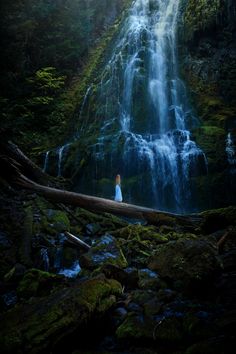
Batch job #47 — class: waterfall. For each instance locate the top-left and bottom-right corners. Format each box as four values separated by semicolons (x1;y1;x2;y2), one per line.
58;261;81;278
78;85;92;134
83;0;207;213
40;248;50;272
57;143;71;177
43;151;50;173
226;132;236;169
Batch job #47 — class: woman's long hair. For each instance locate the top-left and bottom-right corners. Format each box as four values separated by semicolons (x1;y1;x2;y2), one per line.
115;174;121;185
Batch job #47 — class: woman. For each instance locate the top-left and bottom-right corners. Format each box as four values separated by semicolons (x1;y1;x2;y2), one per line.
114;174;123;202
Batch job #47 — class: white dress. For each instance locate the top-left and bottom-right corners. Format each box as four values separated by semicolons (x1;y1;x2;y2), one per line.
115;184;123;202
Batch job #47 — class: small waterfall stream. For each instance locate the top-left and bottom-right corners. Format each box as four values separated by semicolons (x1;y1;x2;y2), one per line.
87;0;207;212
226;132;236;171
57;143;71;177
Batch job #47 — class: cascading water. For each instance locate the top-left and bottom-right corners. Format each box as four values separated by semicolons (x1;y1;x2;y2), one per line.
43;151;50;173
81;0;207;213
57;143;71;177
226;132;236;171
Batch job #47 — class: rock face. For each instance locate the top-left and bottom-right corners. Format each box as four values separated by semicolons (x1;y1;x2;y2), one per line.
179;0;236;209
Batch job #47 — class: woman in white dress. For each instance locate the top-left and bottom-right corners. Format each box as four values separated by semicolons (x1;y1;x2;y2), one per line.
114;174;123;202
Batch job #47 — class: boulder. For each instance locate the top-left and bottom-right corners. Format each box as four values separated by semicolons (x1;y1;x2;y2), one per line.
0;278;122;353
17;268;64;299
116;312;155;340
148;239;222;290
80;234;128;270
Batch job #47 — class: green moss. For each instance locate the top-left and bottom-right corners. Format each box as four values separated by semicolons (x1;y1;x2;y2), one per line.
116;312;154;339
78;278;122;312
43;0;133;148
200;206;236;233
183;0;222;42
47;209;70;232
0;278;122;352
112;224;168;244
17;268;63;299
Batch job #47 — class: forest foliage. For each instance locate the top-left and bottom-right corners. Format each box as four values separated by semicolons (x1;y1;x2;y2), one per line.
0;0;127;147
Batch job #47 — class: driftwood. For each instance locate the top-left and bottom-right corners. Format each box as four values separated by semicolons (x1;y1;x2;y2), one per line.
65;231;91;251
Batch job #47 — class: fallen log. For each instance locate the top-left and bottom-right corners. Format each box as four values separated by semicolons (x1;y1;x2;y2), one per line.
0;143;201;228
65;231;91;251
13;171;199;228
0;140;49;184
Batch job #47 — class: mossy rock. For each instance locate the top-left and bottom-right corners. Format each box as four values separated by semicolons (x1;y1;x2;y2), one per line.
200;206;236;233
80;234;128;270
17;268;64;299
166;232;198;241
46;209;70;233
0;278;122;353
138;268;163;290
192;125;226;173
74;208;127;232
112;224;168;244
116;312;155;340
148;239;222;289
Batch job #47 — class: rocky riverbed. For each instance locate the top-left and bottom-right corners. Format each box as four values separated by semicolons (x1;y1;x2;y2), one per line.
0;186;235;354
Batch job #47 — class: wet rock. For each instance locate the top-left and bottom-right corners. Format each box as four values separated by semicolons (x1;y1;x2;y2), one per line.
1;290;17;308
126;301;142;313
148;239;222;290
80;234;128;270
86;223;101;235
101;264;138;288
113;307;128;326
0;278;122;353
138;268;163;290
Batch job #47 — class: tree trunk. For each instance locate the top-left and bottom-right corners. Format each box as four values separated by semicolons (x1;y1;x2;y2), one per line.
0;141;48;184
15;172;200;228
